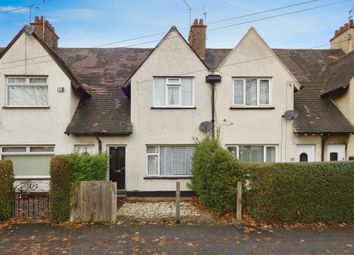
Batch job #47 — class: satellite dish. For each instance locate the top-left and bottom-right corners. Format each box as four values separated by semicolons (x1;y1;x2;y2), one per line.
199;121;213;132
24;24;34;35
283;110;299;120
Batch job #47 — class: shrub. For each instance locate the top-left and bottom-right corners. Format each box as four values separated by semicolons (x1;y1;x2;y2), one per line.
189;139;244;214
49;156;72;223
0;160;14;221
245;162;354;224
49;153;108;223
65;153;108;182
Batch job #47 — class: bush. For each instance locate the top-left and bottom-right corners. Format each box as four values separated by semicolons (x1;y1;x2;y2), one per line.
65;153;108;182
189;139;244;214
49;156;72;223
0;160;14;221
245;162;354;224
49;153;108;223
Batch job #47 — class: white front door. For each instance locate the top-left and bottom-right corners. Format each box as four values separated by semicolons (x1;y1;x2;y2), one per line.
327;144;346;161
297;145;315;162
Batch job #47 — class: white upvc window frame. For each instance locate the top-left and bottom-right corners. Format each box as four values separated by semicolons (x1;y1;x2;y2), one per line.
0;145;55;179
232;78;272;107
146;145;194;177
166;78;182;106
74;144;96;155
147;147;160;176
152;77;195;108
5;76;49;107
226;145;278;163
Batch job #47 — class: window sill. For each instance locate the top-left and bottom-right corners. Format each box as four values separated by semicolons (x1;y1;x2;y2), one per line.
230;106;275;110
151;107;196;110
144;176;193;180
3;106;50;109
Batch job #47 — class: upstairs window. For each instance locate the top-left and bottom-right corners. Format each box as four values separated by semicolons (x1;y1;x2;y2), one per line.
233;78;271;107
153;77;194;107
6;76;48;106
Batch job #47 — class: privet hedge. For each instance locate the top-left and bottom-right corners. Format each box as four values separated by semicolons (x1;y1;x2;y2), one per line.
245;162;354;224
189;139;244;214
49;153;108;223
0;160;14;221
49;156;72;223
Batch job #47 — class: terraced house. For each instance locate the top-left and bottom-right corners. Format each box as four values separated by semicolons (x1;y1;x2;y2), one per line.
0;16;353;194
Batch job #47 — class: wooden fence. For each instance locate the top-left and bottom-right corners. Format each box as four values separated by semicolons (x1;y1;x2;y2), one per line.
70;181;117;223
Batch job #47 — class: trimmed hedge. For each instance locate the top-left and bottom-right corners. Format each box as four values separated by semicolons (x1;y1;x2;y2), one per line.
49;153;108;223
49;156;72;223
0;160;14;221
65;153;108;182
189;139;244;214
245;162;354;224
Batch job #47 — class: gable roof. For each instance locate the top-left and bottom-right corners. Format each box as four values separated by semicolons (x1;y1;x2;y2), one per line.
57;48;152;135
0;28;90;98
274;48;354;133
122;26;209;88
3;25;354;136
321;50;354;97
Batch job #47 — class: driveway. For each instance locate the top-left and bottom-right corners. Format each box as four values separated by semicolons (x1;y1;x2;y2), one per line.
0;224;353;254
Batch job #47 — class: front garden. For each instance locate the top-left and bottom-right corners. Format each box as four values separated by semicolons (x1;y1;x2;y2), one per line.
1;140;353;225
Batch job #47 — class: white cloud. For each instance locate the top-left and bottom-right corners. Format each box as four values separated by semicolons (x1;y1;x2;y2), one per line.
0;6;28;14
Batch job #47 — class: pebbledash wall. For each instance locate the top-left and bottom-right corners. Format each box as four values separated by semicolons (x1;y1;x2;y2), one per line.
1;26;353;193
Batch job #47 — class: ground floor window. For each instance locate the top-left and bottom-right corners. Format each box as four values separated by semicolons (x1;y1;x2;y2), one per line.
74;144;95;155
147;145;195;176
226;145;277;163
0;145;54;177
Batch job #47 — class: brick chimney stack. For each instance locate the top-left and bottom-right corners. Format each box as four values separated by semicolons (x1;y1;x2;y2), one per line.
330;19;354;54
188;18;206;59
31;16;59;48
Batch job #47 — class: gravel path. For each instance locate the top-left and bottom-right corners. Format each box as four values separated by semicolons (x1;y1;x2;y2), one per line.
117;201;213;224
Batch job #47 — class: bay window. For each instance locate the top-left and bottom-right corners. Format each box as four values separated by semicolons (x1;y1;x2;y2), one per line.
233;78;271;107
227;145;277;163
153;77;194;107
147;146;195;176
6;76;48;106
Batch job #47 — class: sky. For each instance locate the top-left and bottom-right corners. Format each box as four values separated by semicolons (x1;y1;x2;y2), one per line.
0;0;353;49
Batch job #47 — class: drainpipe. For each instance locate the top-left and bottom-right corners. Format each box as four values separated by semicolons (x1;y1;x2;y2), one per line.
96;136;102;153
206;74;222;139
321;134;330;161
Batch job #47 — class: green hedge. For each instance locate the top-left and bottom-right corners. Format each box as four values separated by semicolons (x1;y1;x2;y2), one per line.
65;153;107;181
189;139;244;214
245;162;354;224
49;153;108;223
0;160;14;221
49;156;72;223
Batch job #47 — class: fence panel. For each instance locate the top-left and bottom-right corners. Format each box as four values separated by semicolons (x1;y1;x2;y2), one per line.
70;181;117;223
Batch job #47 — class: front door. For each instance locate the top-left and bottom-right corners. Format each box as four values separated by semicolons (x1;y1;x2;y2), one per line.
297;145;315;162
109;147;126;190
327;144;346;161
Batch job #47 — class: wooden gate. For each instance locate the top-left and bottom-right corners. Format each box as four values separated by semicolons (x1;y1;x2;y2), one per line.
70;181;117;223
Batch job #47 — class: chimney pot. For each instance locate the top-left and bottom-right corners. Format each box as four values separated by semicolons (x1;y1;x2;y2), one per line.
30;16;59;48
199;19;204;26
193;19;198;25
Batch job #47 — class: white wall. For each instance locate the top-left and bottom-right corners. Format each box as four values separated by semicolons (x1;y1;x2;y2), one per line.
120;28;211;191
0;32;92;157
215;28;298;162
